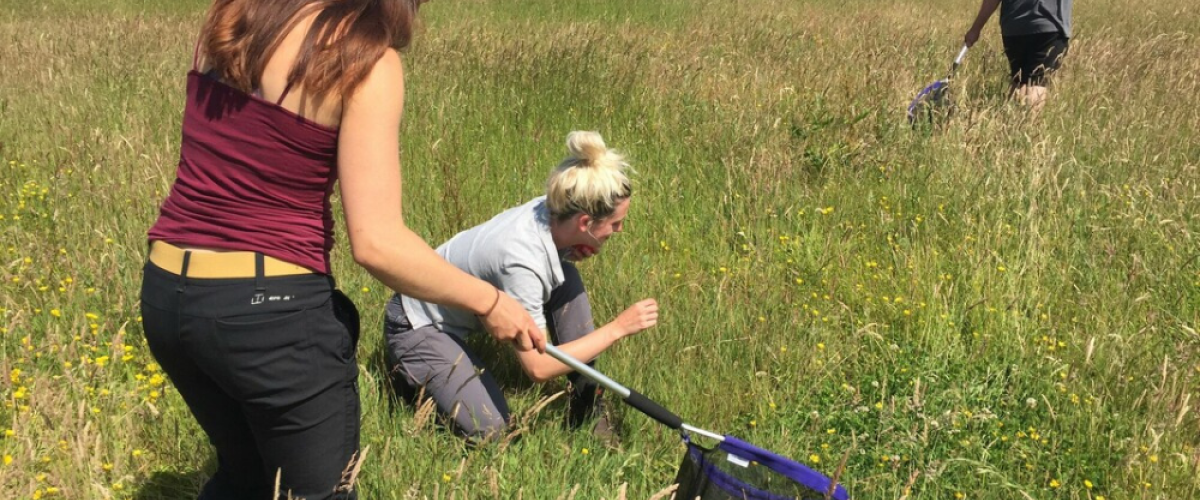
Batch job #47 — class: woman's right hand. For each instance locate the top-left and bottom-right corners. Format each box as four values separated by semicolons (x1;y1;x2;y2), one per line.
480;291;546;353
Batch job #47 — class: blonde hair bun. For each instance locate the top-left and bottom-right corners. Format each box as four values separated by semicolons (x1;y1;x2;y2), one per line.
565;131;609;167
546;131;632;221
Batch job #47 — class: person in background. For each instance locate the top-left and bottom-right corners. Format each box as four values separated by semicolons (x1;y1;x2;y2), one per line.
383;131;658;443
140;1;544;498
964;0;1072;112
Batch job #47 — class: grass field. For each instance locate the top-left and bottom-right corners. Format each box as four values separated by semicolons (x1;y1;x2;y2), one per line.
1;0;1198;498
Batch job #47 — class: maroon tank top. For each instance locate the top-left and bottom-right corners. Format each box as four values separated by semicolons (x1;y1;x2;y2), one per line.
148;69;339;274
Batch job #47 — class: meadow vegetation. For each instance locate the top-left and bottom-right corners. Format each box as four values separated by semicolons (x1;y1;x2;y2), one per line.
0;0;1197;498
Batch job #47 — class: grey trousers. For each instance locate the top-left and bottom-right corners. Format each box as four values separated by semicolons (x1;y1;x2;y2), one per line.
382;262;596;438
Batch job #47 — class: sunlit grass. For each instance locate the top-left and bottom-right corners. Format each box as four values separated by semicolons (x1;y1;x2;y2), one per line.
1;0;1198;498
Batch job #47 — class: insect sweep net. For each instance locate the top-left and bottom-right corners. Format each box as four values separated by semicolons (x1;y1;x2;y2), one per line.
543;345;850;500
673;435;850;500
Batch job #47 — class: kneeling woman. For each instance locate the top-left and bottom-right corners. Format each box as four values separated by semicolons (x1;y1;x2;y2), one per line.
383;131;658;440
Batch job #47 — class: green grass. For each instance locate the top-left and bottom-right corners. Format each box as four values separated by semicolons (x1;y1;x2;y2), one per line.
1;0;1198;498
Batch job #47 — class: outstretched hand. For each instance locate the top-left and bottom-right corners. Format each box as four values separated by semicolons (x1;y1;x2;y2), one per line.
480;291;546;353
616;298;659;338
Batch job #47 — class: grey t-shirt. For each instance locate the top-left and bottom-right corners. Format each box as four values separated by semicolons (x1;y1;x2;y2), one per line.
1000;0;1072;38
399;196;565;339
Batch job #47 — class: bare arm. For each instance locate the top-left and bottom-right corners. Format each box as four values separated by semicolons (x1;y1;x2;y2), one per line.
336;50;545;352
514;299;658;382
965;0;1001;47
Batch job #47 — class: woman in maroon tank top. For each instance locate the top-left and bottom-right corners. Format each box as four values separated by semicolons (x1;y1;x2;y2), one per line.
140;2;544;498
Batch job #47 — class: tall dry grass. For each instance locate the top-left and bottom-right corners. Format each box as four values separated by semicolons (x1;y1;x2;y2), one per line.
1;0;1197;498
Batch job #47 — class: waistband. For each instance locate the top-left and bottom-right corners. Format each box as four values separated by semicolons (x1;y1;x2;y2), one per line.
149;241;314;278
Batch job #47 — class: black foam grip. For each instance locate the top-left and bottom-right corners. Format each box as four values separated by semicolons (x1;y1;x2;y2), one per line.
624;390;683;429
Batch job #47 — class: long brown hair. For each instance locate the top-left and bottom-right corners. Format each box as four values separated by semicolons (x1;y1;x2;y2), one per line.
198;0;417;101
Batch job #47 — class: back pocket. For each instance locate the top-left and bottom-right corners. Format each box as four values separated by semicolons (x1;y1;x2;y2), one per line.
214;307;319;404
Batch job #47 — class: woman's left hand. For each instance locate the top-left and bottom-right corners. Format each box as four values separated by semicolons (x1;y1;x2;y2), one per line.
615;298;659;338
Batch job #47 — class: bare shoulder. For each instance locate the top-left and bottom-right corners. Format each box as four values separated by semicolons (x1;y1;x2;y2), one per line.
374;48;404;74
350;49;404;103
338;48;405;163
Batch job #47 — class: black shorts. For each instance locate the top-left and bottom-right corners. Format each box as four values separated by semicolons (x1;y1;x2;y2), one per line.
1002;32;1069;86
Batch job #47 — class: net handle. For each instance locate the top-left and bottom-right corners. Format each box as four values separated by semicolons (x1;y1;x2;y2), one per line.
950;44;969;76
545;345;720;438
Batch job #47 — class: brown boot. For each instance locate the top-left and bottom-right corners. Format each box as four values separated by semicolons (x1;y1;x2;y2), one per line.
590;399;620;446
567;385;620;445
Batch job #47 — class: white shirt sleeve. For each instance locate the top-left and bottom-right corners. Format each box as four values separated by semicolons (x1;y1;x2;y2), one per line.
497;263;550;331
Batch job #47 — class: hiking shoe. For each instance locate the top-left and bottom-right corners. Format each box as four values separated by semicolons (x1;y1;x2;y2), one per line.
590;400;620;445
567;385;621;444
567;384;603;429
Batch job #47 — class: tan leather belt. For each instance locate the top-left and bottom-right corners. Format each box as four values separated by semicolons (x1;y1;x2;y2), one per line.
149;241;313;278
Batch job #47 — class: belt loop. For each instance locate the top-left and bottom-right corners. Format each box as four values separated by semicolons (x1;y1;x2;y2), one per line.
254;253;266;292
176;250;192;293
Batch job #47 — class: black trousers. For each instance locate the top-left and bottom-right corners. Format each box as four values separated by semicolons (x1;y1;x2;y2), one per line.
140;261;361;500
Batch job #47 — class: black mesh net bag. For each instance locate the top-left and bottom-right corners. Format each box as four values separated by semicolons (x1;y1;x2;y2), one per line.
673;434;849;500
